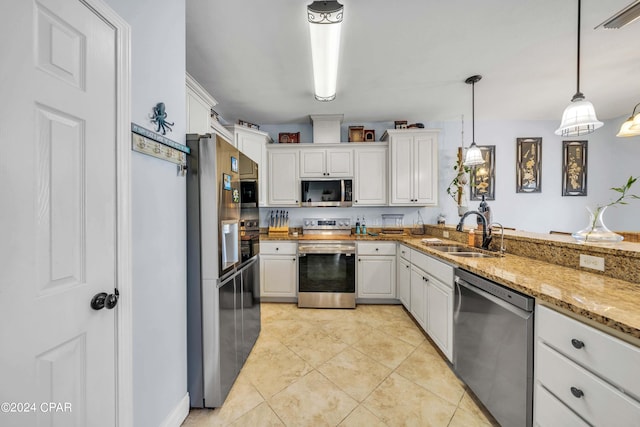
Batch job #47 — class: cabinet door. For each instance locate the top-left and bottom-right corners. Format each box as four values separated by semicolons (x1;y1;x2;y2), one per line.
354;147;387;205
268;150;299;206
427;277;453;361
326;149;353;177
186;86;211;134
397;257;411;309
237;130;268;206
299;150;326;177
260;254;297;297
390;134;414;204
357;255;396;298
410;266;427;330
414;133;438;205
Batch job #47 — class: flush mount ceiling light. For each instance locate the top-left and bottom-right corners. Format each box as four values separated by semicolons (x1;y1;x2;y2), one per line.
617;103;640;137
307;0;343;102
596;0;640;29
555;0;603;137
463;75;485;166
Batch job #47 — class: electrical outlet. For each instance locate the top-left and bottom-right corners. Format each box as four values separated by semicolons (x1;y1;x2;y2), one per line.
579;254;605;271
443;230;449;238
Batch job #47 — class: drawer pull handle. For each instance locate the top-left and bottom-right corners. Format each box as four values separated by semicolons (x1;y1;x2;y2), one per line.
570;387;584;398
571;339;585;349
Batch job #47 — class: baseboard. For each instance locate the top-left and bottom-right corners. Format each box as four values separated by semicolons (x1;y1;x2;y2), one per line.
159;392;190;427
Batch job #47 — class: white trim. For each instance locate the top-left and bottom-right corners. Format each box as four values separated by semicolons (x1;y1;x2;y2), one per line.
159;393;191;427
186;72;218;107
80;1;133;426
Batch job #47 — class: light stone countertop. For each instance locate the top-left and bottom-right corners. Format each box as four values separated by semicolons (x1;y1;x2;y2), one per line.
261;231;640;344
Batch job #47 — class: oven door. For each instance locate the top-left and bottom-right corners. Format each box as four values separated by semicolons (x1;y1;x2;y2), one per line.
298;243;356;308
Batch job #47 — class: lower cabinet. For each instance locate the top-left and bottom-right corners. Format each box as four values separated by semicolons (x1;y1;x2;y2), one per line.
397;257;411;309
409;264;428;329
426;275;453;361
357;242;396;300
534;305;640;427
259;242;297;299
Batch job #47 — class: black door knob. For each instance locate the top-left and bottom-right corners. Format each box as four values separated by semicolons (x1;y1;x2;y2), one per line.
571;338;585;349
106;289;119;309
570;386;584;398
91;292;108;310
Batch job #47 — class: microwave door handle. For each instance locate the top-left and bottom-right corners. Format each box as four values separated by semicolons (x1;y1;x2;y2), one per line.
341;180;345;203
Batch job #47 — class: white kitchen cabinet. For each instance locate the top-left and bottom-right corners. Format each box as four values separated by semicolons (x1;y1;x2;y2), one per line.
231;125;271;206
267;148;299;206
409;264;428;329
357;242;396;300
383;129;439;206
353;146;387;206
534;305;640;427
426;275;453;361
299;147;353;178
186;73;217;135
397;256;411;309
260;242;297;299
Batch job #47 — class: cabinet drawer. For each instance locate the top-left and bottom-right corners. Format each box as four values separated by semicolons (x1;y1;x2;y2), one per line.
357;242;396;256
410;249;430;272
536;342;640;426
398;244;411;262
426;256;453;287
537;305;640;400
260;241;297;255
534;383;588;427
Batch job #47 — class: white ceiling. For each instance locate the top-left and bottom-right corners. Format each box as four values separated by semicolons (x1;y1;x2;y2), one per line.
186;0;640;126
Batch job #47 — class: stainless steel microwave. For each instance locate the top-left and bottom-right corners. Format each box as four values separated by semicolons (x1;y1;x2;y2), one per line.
301;179;353;207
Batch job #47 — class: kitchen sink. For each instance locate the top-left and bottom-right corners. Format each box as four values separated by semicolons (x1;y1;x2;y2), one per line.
429;245;501;258
449;252;501;258
430;245;468;252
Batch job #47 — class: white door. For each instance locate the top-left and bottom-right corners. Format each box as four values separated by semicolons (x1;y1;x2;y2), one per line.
0;0;127;426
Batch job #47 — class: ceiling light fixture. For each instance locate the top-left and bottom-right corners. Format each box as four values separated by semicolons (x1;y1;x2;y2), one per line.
595;0;640;29
555;0;603;137
463;75;485;166
307;1;343;102
617;103;640;137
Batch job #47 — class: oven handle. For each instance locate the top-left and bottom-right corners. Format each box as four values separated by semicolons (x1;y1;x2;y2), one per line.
298;245;356;255
298;250;356;256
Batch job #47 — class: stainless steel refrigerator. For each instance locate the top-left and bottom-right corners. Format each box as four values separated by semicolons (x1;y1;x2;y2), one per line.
186;133;261;408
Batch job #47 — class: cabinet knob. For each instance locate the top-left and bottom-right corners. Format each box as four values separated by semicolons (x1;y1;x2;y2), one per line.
571;339;585;349
292;258;296;261
570;387;584;398
375;248;379;251
275;247;279;251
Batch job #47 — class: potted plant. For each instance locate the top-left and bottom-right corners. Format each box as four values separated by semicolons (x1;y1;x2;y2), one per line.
446;147;472;216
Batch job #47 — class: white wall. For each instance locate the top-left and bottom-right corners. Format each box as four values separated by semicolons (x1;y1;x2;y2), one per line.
262;116;640;234
103;1;187;426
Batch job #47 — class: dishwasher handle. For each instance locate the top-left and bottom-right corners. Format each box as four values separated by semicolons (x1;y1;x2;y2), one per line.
455;277;534;320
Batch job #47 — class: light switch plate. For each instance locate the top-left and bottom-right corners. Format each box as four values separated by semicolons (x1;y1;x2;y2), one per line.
443;230;449;238
580;254;605;271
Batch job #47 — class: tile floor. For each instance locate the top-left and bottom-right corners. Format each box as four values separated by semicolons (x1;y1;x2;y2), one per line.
182;303;499;427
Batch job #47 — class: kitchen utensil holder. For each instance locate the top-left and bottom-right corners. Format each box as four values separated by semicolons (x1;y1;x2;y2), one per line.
268;225;289;237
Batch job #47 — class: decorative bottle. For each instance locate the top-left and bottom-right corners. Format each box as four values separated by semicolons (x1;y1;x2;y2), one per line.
355;217;361;235
362;216;367;235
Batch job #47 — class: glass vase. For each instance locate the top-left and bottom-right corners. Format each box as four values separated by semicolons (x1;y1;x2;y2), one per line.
572;206;623;244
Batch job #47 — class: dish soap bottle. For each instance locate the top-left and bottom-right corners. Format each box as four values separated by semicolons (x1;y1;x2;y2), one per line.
355;217;361;235
362;216;367;235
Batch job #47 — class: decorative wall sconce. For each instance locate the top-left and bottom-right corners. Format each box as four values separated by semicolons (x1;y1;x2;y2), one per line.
617;103;640;137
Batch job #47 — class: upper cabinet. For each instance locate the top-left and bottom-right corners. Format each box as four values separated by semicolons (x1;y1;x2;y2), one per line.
186;73;217;135
268;148;299;206
230;125;272;207
299;147;353;178
383;129;439;206
353;146;387;206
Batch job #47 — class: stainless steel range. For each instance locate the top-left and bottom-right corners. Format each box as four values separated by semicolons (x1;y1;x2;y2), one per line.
298;218;355;309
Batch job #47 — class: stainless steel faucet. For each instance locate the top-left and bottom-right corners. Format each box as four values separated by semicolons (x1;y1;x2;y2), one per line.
491;222;506;255
456;210;492;250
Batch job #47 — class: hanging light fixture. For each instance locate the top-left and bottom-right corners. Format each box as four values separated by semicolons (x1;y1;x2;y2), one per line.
555;0;603;137
463;75;485;166
307;1;343;102
616;103;640;137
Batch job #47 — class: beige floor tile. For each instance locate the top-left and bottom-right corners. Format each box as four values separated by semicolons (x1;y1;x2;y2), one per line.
241;338;313;398
458;391;499;426
448;408;494;427
352;330;416;369
363;373;457;427
378;318;427;346
318;348;391;402
200;371;264;425
229;402;285;427
285;328;349;367
261;318;318;344
260;303;302;322
268;370;359;426
338;405;387;427
320;319;376;345
395;348;465;406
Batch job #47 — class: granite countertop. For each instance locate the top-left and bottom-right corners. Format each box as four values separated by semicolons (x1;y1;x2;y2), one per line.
261;232;640;343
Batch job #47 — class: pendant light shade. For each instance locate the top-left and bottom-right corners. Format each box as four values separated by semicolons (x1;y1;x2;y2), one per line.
463;75;486;167
308;1;343;102
555;0;603;137
616;103;640;137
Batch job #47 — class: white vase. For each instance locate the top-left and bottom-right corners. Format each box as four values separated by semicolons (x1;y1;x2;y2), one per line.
457;206;468;217
572;206;623;244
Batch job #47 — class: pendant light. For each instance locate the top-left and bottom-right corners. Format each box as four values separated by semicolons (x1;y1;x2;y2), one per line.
307;1;343;102
463;75;485;166
616;103;640;137
555;0;603;137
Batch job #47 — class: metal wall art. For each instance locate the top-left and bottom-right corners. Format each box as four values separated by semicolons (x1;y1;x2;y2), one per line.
516;137;542;193
150;102;174;135
562;140;588;196
470;145;495;201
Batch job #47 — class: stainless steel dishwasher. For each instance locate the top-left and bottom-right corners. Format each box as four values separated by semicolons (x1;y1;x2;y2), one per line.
453;268;535;427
